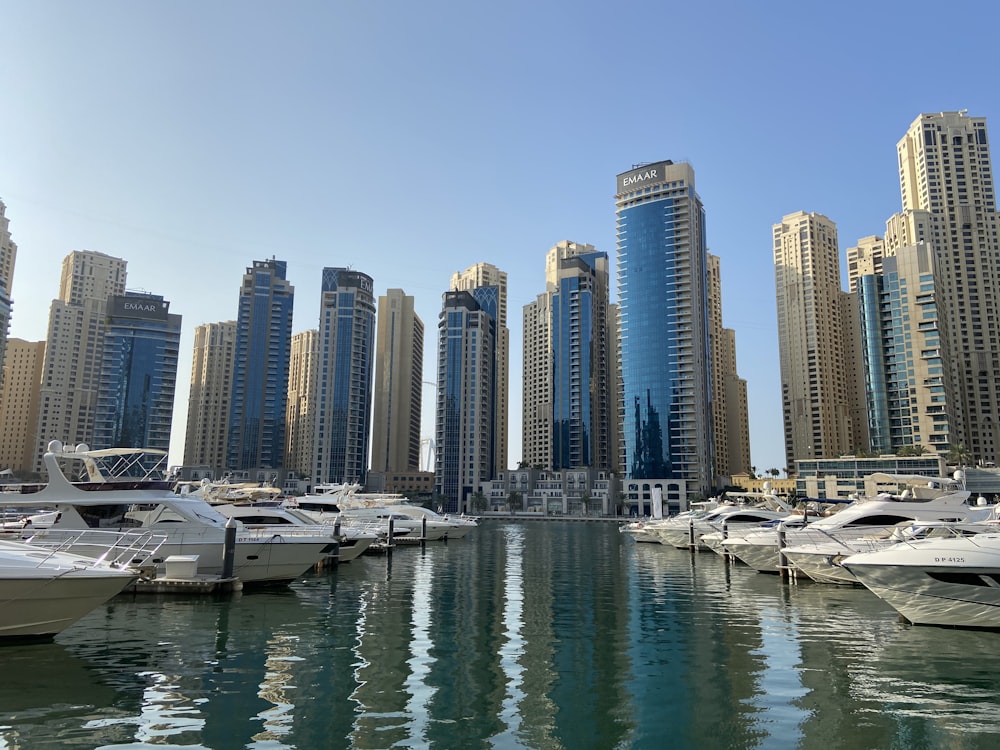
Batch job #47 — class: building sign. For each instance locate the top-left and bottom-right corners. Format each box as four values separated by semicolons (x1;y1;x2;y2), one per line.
110;295;169;321
616;160;673;194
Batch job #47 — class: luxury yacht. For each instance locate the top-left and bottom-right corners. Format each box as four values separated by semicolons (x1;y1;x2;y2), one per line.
0;442;336;584
723;473;987;575
843;532;1000;628
0;532;149;640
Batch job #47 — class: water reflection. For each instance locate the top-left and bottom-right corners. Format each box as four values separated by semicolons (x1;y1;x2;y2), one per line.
2;523;1000;749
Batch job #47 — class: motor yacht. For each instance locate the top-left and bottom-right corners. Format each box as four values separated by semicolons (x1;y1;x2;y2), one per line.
286;494;451;542
723;473;987;574
0;532;148;640
210;501;377;562
781;517;1000;585
647;499;792;551
842;532;1000;628
0;442;336;585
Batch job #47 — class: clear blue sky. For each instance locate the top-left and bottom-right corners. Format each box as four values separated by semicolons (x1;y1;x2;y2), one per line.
2;1;999;473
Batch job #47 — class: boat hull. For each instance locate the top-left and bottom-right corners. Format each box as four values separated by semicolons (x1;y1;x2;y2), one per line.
845;535;1000;628
0;571;138;639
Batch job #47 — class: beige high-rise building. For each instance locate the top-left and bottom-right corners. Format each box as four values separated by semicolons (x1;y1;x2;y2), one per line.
773;212;857;468
0;200;17;376
371;289;424;473
0;339;45;475
284;328;318;476
706;253;751;478
890;111;1000;465
450;263;509;471
522;241;615;471
846;235;887;290
522;288;553;470
183;320;236;474
34;251;127;472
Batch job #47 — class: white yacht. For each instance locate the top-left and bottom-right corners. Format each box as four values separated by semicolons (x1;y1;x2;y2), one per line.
286;493;452;542
647;501;792;551
0;442;336;585
723;473;985;574
0;533;145;640
842;532;1000;628
781;517;1000;585
211;501;377;562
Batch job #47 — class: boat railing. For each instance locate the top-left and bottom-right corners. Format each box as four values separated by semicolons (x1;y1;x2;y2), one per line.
20;528;168;570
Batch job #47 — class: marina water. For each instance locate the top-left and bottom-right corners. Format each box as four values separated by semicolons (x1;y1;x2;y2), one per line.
3;520;1000;749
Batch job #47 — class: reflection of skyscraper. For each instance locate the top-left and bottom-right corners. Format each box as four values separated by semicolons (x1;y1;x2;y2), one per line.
94;292;181;452
184;320;236;473
372;289;423;474
891;112;1000;465
227;259;294;471
615;161;714;495
434;290;496;512
523;241;614;471
313;268;375;485
450;263;508;472
35;250;126;471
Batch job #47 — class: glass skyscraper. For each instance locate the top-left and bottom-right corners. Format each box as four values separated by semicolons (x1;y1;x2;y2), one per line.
549;245;612;470
93;292;181;452
313;267;375;486
227;259;294;471
616;161;714;496
434;290;496;513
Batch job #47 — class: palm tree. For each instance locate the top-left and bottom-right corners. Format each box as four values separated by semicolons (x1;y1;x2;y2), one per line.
471;491;487;514
507;491;523;514
946;443;972;467
767;468;780;479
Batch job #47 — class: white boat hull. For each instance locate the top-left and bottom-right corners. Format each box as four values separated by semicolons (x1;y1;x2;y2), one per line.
844;534;1000;628
0;570;137;638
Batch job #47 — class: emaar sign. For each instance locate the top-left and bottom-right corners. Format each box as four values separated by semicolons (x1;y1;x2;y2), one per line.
616;160;673;194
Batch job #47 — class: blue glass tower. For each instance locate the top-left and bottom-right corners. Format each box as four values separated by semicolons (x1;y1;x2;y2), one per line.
434;290;496;513
313;268;376;485
94;293;181;451
550;249;612;471
616;161;714;495
227;259;294;471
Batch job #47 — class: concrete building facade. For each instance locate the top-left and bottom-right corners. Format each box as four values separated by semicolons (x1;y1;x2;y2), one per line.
183;320;236;474
371;288;424;475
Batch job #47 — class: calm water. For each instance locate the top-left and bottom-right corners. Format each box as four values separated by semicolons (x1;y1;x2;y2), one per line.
2;520;1000;750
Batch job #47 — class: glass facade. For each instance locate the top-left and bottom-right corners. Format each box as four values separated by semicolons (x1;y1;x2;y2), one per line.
314;268;375;485
434;291;496;514
94;293;181;452
551;252;607;470
227;259;294;471
616;162;714;495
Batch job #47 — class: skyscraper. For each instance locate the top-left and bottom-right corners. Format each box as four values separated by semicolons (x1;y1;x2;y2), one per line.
93;292;181;452
435;290;496;512
227;259;294;472
35;250;127;471
313;268;376;486
891;111;1000;465
616;161;714;496
773;211;859;468
0;200;17;376
522;241;614;471
450;263;508;472
371;289;424;474
0;338;45;475
706;253;751;478
285;328;318;477
856;241;954;453
184;320;236;473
